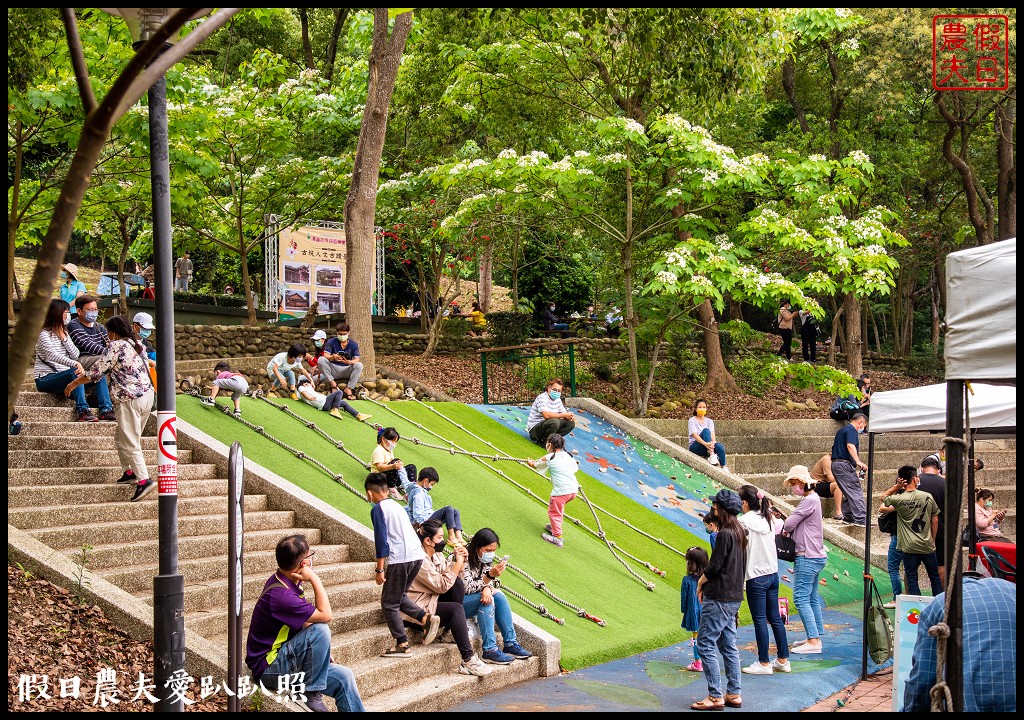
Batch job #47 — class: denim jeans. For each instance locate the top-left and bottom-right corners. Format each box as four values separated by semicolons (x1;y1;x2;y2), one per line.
745;572;789;663
268;368;296;391
689;428;726;467
695;598;742;699
259;623;365;712
903;551;943;596
463;589;517;652
37;368;112;413
887;534;904;598
793;556;827;639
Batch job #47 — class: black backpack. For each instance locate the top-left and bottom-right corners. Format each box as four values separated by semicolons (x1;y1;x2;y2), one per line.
829;395;861;421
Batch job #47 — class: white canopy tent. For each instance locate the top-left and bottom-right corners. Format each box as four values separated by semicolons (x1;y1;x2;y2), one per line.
944;237;1016;382
869;382;1016;435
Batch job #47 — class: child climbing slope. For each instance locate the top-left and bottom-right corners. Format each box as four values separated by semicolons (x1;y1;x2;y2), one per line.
682;546;709;672
527;433;579;548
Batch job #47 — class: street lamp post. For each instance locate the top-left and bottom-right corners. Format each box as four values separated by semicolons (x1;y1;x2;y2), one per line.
100;8;210;711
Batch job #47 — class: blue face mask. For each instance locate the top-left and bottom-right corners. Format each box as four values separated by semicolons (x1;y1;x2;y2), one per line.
549;390;561;400
139;329;152;339
480;551;496;565
60;272;68;281
84;310;99;323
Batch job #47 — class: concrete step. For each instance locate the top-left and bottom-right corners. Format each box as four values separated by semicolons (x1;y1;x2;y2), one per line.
13;406;92;422
8;479;230;508
14;421;123;437
100;545;352;594
8;448;193;468
345;644;463;699
171;569;380;613
8;494;268;528
8;464;220;486
187;599;384;639
721;434;952;455
9;435;159;451
70;527;324;570
16;391;82;407
362;657;541;712
728;449;1016;475
29;510;295;549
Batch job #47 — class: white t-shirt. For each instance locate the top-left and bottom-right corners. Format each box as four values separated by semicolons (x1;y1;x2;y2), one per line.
372;498;425;564
267;352;303;376
536;450;580;497
298;384;326;410
688;415;715;441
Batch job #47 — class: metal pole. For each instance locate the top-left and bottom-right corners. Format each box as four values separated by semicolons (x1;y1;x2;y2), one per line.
944;380;965;712
966;431;977;571
227;442;245;713
147;63;185;713
568;344;576;397
861;432;875;680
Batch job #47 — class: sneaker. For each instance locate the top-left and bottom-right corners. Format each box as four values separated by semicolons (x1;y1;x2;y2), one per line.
503;642;533;660
422;612;441;646
98;410;116;422
883;600;897;609
708;454;720;466
266;391;279;398
544;523;552;534
116;469;136;485
356;413;372;422
686;659;703;672
458;655;493;677
791;643;822;654
289;392;299;401
381;644;413;659
388;487;402;501
771;658;791;673
482;648;515;665
302;691;330;712
541;532;564;548
200;396;215;406
722;465;730;474
233;410;242;419
77;410;98;423
742;661;773;675
130;479;157;502
328;408;344;419
845;520;866;528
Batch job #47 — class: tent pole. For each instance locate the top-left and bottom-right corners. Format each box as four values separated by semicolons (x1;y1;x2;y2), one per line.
966;431;977;571
861;432;875;680
944;380;965;712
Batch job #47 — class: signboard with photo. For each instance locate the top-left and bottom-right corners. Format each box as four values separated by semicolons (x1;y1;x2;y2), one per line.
278;225;347;319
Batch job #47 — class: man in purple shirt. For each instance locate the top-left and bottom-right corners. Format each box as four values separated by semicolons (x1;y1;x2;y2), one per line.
246;535;364;712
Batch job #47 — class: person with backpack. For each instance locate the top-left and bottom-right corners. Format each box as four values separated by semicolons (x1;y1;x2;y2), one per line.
776;301;796;361
797;308;817;362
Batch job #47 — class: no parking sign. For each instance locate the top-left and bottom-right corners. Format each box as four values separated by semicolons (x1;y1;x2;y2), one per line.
157;411;178;495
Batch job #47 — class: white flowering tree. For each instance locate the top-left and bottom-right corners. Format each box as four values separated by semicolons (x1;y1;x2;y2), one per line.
170;52;355;323
736;150;907;375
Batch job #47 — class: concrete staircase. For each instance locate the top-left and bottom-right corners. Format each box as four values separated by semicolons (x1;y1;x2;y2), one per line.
9;377;545;711
640;417;1016;572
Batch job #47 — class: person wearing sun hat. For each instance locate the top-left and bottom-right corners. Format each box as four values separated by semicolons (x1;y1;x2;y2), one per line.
692;488;746;711
59;263;87;314
781;465;827;654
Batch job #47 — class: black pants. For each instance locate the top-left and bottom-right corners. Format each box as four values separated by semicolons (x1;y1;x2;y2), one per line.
381;559;424;644
405;578;472;661
801;330;816;361
777;328;793;359
384;464;416;490
529;417;575;446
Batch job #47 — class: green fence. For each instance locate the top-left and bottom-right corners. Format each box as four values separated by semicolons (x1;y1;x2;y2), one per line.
479;339;576;404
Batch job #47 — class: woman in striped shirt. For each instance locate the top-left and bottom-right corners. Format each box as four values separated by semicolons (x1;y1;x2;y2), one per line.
33;299;110;423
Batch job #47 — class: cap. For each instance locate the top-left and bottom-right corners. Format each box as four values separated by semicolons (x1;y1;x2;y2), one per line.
62;263;79;279
311;329;327;341
132;312;156;330
712;488;743;516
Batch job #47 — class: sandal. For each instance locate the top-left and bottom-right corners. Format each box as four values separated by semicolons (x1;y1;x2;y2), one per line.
343;387;356;400
690;697;725;711
724;694;742;708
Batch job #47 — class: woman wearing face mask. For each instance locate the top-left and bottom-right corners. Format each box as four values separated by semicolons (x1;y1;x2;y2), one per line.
58;263;87;314
65;315;156;502
34;299;96;422
689;399;728;473
405;520;492;677
461;528;533;665
132;312;157;362
975;489;1012;543
525;378;575;446
371;427;416;500
780;465;827;654
541;302;569;332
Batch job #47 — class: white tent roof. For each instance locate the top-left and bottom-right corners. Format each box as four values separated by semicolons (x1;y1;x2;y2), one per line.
944;237;1016;381
869;382;1016;434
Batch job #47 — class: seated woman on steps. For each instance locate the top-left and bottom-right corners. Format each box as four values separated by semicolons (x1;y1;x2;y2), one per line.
404;520;492;677
688;399;728;473
33;298;113;424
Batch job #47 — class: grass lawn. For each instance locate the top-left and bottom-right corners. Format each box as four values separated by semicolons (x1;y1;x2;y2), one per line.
180;396;740;670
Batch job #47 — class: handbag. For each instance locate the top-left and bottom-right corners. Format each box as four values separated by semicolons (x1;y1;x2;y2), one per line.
866;578;894;664
775;533;797;562
878;510;897;535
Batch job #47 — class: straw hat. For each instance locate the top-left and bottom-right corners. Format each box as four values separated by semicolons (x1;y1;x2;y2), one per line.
786;465;813;485
62;263;79;279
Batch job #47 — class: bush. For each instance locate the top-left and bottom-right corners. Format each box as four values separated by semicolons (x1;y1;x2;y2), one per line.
667;338;707;384
728;355;787;397
486;311;533;347
786;362;859;396
524;355;566;394
171;291;248;308
718;320;772;357
593;363;614;382
905;350;945;379
440;316;470;340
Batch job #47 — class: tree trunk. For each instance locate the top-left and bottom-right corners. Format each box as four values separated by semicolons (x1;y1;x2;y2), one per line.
299;9;316;70
9;120;23;322
324;8;350;83
844;293;863;377
621;156;642;413
728;299;744;322
936;93;993;244
996;87;1016;241
698;299;739;392
343;10;413;381
828;304;844;367
241;237;255;325
478;240;493;312
116;217;130;316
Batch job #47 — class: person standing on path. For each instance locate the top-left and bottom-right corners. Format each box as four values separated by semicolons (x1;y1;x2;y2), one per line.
692;489;746;711
776;301;796;361
798;308;817;362
781;466;828;654
830;413;868;527
174;250;193;292
879;466;942;597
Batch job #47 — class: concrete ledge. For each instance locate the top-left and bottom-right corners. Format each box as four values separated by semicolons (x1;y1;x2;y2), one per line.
568;398;884;570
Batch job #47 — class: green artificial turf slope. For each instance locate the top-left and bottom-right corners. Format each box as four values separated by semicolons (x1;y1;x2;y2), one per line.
180;396;718;670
